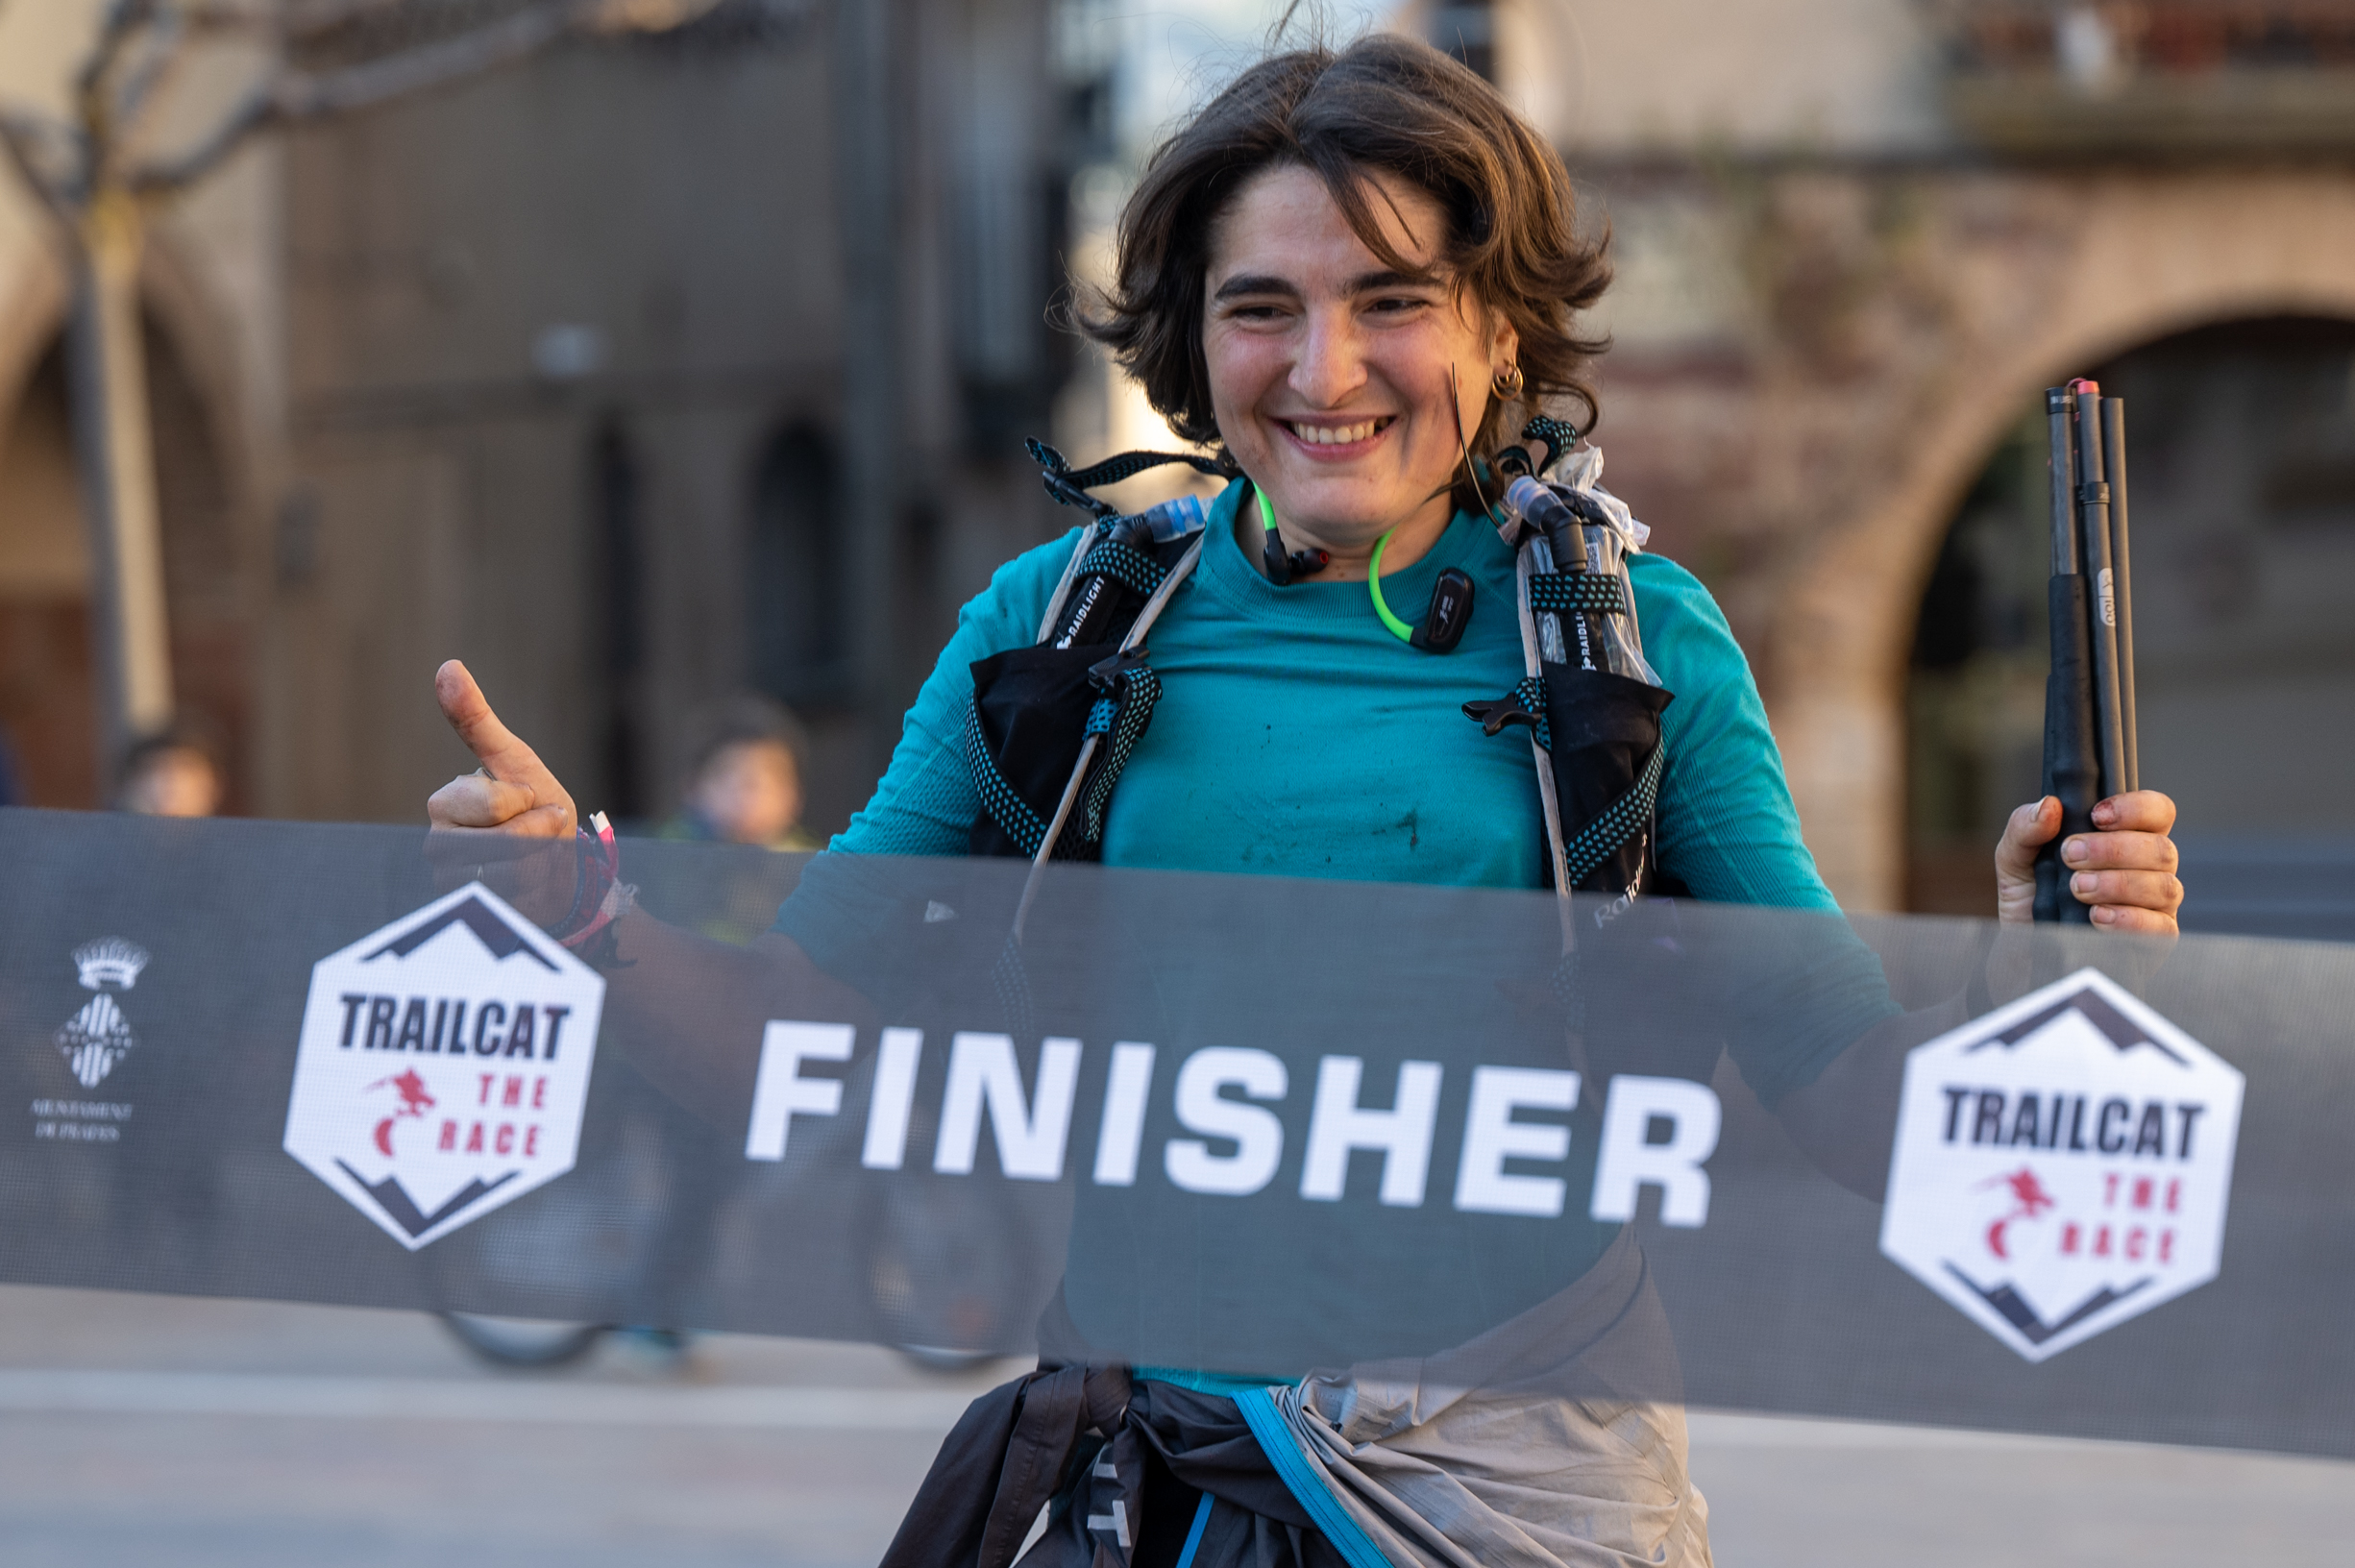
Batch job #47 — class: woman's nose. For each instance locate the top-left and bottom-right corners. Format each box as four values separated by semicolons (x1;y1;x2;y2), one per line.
1288;308;1366;407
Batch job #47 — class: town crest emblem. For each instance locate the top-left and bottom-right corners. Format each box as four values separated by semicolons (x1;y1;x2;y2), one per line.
1880;967;2244;1361
282;884;605;1249
54;938;150;1089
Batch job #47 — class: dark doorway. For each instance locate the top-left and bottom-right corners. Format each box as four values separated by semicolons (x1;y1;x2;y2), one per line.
0;342;97;807
0;321;247;812
591;417;647;820
746;422;847;708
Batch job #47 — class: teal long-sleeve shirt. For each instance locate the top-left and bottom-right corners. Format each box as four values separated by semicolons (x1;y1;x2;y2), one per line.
778;478;1898;1109
775;478;1898;1373
815;478;1835;909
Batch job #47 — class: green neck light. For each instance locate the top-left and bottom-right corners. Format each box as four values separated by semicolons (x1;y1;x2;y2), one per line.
1260;485;1414;644
1365;528;1415;643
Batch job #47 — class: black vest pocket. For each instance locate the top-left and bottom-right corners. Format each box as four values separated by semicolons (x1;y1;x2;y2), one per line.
967;642;1120;860
1539;666;1674;895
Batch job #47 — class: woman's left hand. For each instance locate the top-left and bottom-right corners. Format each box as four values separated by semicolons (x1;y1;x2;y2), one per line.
1996;791;2183;934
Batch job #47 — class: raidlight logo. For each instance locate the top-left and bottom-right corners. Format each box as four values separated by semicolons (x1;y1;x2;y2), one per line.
1880;968;2244;1361
282;885;604;1249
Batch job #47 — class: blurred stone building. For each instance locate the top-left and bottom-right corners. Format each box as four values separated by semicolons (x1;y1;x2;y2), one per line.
1402;0;2355;921
272;0;1096;830
1;0;2348;930
0;0;1092;831
0;0;279;814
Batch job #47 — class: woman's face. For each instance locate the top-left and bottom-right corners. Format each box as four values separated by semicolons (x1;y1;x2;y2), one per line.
1203;162;1515;559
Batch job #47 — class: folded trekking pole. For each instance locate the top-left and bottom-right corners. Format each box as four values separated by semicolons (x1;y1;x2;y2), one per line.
2102;394;2139;794
2034;380;2140;922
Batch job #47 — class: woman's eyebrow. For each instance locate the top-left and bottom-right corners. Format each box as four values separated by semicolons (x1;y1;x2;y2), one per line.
1211;273;1299;302
1211;267;1443;303
1342;267;1441;295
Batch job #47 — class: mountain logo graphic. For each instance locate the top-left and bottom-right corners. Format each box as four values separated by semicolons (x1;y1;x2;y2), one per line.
1879;967;2244;1361
282;883;605;1250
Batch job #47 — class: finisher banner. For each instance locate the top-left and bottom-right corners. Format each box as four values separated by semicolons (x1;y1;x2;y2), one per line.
0;807;2350;1458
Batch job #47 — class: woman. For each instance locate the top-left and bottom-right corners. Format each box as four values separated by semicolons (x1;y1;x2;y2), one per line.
429;35;2182;1567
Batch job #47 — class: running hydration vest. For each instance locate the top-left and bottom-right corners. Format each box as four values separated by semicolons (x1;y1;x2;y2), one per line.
966;429;1676;919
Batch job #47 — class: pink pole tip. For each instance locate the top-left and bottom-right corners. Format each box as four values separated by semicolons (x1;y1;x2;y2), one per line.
2067;377;2100;394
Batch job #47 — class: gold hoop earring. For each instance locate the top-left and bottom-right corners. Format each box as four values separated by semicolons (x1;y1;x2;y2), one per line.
1492;363;1525;401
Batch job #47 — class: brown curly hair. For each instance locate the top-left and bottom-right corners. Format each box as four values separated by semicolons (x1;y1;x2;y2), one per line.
1080;34;1611;512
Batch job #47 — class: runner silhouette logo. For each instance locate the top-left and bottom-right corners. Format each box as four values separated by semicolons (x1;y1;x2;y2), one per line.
282;884;606;1250
1879;967;2244;1362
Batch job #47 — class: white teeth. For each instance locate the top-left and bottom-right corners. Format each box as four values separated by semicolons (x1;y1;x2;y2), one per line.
1294;420;1377;445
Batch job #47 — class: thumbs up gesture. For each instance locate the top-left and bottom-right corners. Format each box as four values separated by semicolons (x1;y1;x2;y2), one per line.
425;661;585;920
426;660;578;839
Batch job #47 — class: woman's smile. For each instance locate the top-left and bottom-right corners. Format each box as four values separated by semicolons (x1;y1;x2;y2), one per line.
1275;413;1395;456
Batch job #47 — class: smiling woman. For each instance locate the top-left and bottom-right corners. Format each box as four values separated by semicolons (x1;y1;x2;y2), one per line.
1193;164;1513;582
1088;37;1607;582
422;30;2188;1568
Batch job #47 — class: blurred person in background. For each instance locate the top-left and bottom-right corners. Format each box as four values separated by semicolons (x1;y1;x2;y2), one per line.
657;695;818;947
658;695;818;853
116;727;221;818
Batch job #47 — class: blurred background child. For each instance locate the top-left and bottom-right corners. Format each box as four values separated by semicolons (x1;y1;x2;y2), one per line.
116;728;222;819
659;695;817;853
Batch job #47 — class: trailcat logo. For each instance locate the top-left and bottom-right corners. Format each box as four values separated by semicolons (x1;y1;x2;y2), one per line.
283;884;605;1250
1879;968;2244;1362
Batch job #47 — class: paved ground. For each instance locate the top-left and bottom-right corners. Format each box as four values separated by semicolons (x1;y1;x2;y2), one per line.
0;1284;2345;1566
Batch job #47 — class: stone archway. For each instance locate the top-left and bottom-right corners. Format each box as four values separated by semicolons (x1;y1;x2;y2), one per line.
1762;170;2355;911
0;235;261;810
0;336;99;805
1904;311;2355;920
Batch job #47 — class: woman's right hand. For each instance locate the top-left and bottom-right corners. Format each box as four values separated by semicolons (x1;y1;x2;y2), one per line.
426;659;578;839
425;661;587;923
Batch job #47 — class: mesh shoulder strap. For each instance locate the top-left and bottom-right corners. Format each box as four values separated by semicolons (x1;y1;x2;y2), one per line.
1026;439;1229;516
